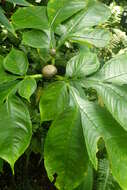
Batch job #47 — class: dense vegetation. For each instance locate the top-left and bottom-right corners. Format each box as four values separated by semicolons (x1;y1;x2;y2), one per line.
0;0;127;190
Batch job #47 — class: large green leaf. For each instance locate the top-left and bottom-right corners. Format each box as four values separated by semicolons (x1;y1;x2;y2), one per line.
0;96;32;171
47;0;88;28
57;1;111;48
75;165;93;190
22;29;50;49
4;48;28;76
0;80;19;104
0;56;18;85
70;86;100;169
70;86;127;189
0;7;15;34
7;0;30;6
18;77;37;101
44;106;89;190
66;52;100;78
91;82;127;132
39;81;68;122
92;53;127;85
70;28;111;48
12;6;49;31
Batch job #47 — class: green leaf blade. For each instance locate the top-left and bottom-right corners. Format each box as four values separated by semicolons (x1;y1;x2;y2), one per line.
57;1;111;48
93;53;127;85
44;106;89;190
4;48;29;76
66;52;100;78
0;56;18;85
22;30;50;49
70;87;101;169
12;6;49;31
0;8;15;34
47;0;88;28
39;81;68;122
75;165;93;190
92;83;127;132
0;96;32;171
70;28;111;48
18;77;37;101
70;86;127;189
0;80;19;104
6;0;31;6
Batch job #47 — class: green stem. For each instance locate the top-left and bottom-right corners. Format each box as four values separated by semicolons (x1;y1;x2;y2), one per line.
18;74;43;80
55;75;69;82
51;57;55;65
28;74;43;79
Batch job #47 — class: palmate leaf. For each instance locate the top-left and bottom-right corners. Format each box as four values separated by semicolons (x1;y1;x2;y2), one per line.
69;86;127;190
91;53;127;85
44;106;89;190
47;0;88;28
0;7;15;34
66;52;100;78
0;95;32;172
39;81;68;122
57;1;111;48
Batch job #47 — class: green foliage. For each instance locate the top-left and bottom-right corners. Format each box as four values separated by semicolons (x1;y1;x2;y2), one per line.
95;158;122;190
1;0;127;190
0;96;32;172
0;7;15;35
4;48;29;75
39;81;68;122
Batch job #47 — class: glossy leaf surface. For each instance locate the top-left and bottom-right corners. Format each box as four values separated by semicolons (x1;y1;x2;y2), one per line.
4;49;28;76
44;106;89;190
22;30;50;49
70;86;127;190
18;77;37;101
70;28;111;48
39;81;68;122
0;80;19;104
75;165;93;190
66;52;100;78
12;6;49;31
47;0;88;28
92;83;127;132
92;53;127;85
0;96;32;171
0;56;18;84
57;2;111;48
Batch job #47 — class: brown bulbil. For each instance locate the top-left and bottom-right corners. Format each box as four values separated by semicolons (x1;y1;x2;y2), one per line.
42;65;57;78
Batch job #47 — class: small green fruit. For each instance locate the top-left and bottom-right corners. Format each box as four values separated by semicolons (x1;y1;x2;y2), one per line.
50;48;56;57
42;65;57;78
